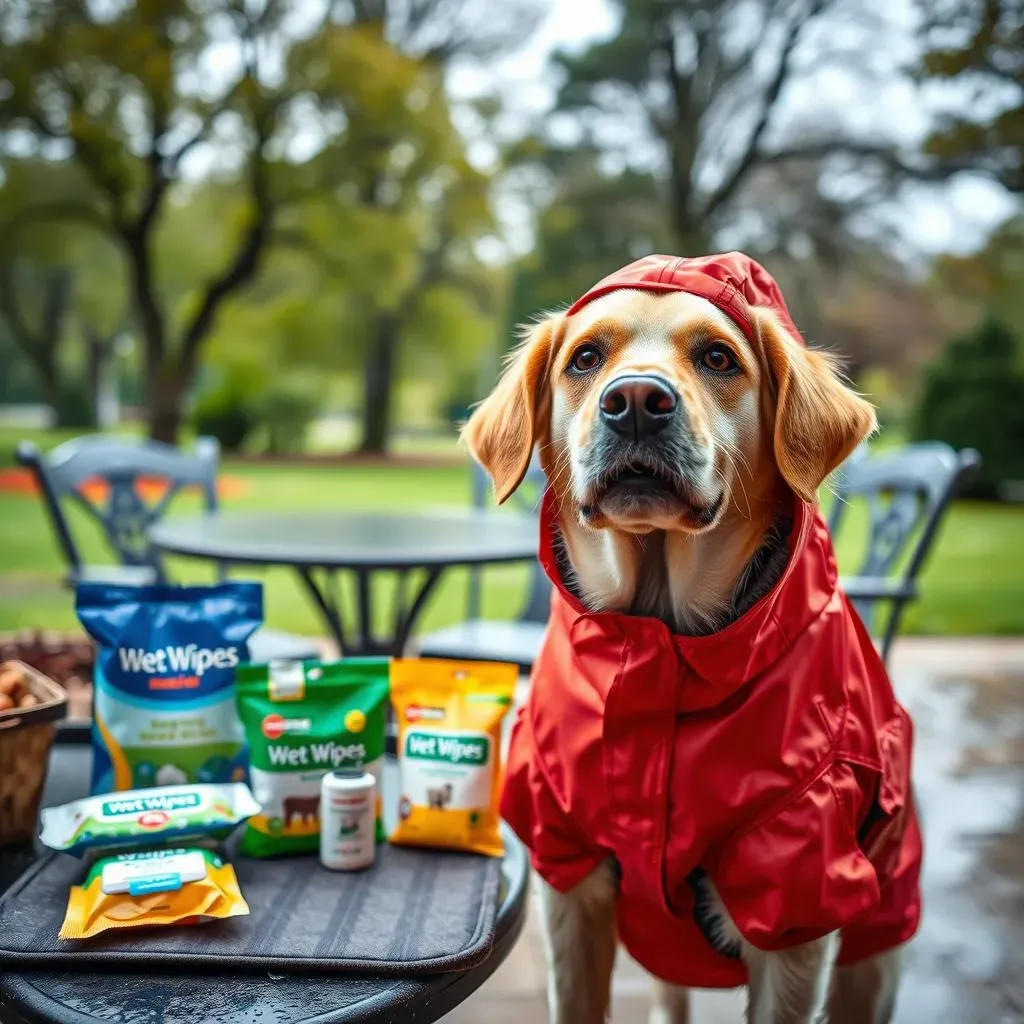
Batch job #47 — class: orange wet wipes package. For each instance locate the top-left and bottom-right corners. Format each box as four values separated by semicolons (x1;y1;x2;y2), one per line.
389;658;517;857
59;847;248;940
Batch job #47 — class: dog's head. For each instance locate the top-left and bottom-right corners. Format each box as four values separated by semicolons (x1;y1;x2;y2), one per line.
463;260;876;536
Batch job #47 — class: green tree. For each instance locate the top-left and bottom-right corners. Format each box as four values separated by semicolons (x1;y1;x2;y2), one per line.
504;145;672;329
284;0;536;452
505;144;945;389
930;214;1024;329
916;0;1023;193
913;314;1024;499
0;162;127;424
0;0;530;447
541;0;934;256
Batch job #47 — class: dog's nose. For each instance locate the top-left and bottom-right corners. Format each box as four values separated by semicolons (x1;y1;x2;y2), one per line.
599;375;678;440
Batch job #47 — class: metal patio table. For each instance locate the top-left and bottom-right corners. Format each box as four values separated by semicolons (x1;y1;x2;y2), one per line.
148;509;539;656
0;746;530;1024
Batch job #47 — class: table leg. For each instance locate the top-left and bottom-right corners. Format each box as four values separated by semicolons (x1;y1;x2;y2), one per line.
355;570;373;654
296;568;348;653
391;567;445;654
296;566;446;659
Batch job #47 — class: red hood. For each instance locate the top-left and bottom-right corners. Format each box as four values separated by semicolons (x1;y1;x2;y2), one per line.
567;252;805;347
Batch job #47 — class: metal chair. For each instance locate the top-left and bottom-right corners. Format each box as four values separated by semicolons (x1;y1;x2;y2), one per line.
16;434;320;666
829;441;981;665
415;457;551;672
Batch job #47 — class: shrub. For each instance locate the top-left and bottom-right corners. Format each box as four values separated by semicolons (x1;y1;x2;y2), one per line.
252;375;324;455
191;377;257;453
53;381;96;429
912;314;1024;500
444;369;481;428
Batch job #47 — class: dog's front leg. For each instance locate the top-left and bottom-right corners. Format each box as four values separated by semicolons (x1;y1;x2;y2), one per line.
744;933;840;1024
538;860;618;1024
826;946;903;1024
649;980;690;1024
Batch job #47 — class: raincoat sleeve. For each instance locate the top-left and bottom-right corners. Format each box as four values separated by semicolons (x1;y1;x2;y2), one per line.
500;710;604;894
707;760;882;952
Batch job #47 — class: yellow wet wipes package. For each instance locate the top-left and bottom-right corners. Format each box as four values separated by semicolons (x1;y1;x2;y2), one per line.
59;846;248;940
389;659;517;857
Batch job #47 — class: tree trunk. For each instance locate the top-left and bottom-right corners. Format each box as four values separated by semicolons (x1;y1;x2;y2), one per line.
147;358;186;445
34;362;64;424
358;314;400;454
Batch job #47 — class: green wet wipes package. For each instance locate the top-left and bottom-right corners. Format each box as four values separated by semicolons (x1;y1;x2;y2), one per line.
39;783;261;858
236;659;390;857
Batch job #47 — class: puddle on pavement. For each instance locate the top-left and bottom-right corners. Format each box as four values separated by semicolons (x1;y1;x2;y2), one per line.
897;670;1024;1023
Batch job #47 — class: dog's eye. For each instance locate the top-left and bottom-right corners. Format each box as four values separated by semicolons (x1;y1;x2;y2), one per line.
700;346;739;374
570;345;603;373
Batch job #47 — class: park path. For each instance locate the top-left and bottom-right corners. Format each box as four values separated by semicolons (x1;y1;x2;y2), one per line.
443;637;1024;1024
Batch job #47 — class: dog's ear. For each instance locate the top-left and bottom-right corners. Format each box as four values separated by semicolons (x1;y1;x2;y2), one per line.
755;309;877;503
460;314;560;504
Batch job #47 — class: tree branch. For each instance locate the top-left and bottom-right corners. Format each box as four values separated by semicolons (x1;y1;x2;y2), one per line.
0;262;68;393
57;77;130;226
135;102;171;236
756;140;985;181
40;267;71;359
703;0;828;217
178;114;274;374
0;262;38;348
135;67;240;236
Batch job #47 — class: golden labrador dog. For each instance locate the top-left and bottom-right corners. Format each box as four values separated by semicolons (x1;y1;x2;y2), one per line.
461;255;917;1024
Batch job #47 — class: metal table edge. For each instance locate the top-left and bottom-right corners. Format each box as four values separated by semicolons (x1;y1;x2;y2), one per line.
0;831;531;1024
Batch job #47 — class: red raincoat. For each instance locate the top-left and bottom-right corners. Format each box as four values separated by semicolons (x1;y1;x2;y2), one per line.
501;254;922;988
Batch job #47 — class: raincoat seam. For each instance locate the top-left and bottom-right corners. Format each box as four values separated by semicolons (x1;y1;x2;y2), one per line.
715;742;841;849
827;762;855;831
836;750;883;773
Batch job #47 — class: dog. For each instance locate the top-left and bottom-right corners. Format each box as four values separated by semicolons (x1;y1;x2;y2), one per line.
462;254;921;1024
283;794;320;826
427;783;454;810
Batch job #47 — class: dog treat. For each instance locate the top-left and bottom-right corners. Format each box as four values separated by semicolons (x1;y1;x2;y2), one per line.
0;666;21;696
59;846;249;940
236;658;390;857
389;658;517;857
39;782;261;857
0;662;48;709
76;582;263;793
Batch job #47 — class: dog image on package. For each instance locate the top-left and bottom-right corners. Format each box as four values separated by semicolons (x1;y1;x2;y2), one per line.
76;582;263;794
390;658;517;857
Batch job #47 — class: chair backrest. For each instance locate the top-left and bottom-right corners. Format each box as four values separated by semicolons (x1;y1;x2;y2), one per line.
828;440;980;655
17;434;220;581
467;454;552;622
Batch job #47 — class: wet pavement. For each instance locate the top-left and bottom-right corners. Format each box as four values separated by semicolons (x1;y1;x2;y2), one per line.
442;638;1024;1024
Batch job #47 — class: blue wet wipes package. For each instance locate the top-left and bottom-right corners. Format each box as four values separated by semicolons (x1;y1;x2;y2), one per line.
76;583;263;794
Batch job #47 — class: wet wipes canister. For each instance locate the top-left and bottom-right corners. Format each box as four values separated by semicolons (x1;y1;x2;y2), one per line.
320;769;376;871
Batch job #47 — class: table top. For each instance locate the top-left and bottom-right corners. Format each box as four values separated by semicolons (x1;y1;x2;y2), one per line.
149;509;540;570
0;747;530;1024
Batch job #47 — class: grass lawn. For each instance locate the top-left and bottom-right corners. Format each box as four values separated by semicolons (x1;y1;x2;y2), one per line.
1;428;1022;639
